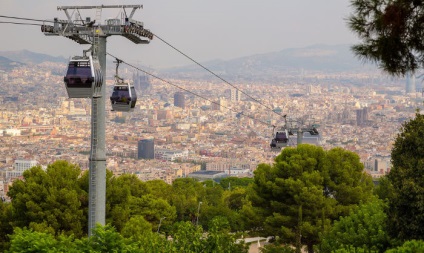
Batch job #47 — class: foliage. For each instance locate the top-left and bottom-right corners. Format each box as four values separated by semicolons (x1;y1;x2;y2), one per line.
331;248;378;253
251;144;374;253
127;194;176;229
171;221;204;252
238;198;264;233
348;0;424;75
373;176;394;202
260;244;295;253
121;215;153;240
219;177;254;190
7;227;79;253
6;221;248;253
170;178;206;222
320;198;391;253
223;187;247;211
81;224;127;253
83;224;174;253
7;160;87;237
0;201;13;251
204;216;248;253
1;159;255;251
387;112;424;240
107;174;176;233
385;240;424;253
197;186;228;229
145;179;173;202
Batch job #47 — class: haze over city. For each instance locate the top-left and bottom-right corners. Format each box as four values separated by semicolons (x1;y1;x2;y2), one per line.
2;0;359;68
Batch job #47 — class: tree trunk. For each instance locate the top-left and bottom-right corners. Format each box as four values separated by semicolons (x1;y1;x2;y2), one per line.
307;243;314;253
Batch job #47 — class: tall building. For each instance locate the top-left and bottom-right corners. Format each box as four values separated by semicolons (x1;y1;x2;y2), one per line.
363;107;369;122
138;139;155;159
174;92;186;109
356;107;369;126
225;88;242;102
211;97;227;111
133;72;152;94
406;72;416;93
230;88;242;102
356;109;363;126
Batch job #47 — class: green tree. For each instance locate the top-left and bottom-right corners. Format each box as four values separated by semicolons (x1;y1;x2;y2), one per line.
121;215;153;240
348;0;424;75
7;160;87;237
239;198;264;232
145;179;173;202
374;176;394;202
204;216;248;253
223;187;246;211
251;144;373;253
170;178;205;222
198;185;230;229
171;221;204;252
320;198;391;253
127;194;176;230
80;224;126;253
0;201;13;251
260;244;295;253
6;221;247;253
106;174;176;233
387;112;424;240
386;240;424;253
221;187;254;232
219;177;254;190
7;227;79;253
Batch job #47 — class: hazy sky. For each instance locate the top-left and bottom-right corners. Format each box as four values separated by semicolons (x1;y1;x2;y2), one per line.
1;0;359;69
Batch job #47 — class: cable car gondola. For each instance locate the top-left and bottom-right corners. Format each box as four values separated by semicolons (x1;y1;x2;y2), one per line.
110;82;137;112
63;55;102;98
110;59;137;112
270;127;289;150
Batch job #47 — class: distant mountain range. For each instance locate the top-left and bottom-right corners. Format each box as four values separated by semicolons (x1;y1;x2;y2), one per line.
0;56;24;71
0;50;66;66
163;44;376;80
0;45;375;78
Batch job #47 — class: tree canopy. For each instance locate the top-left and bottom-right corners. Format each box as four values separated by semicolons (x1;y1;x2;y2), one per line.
387;111;424;240
348;0;424;75
320;197;391;253
7;220;248;253
7;160;87;237
251;144;374;253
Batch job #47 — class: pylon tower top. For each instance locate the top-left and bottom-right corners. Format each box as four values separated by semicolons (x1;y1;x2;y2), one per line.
42;5;153;45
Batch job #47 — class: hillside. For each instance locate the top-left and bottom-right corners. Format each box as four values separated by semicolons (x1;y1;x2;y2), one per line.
0;49;66;65
162;44;376;80
0;56;24;71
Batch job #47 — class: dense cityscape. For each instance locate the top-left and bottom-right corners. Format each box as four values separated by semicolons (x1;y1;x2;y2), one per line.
3;1;424;252
0;58;421;200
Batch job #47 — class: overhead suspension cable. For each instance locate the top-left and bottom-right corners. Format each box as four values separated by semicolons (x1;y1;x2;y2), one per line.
153;32;286;120
106;52;272;127
0;21;42;26
0;15;282;127
0;14;285;124
0;15;54;23
0;15;88;28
